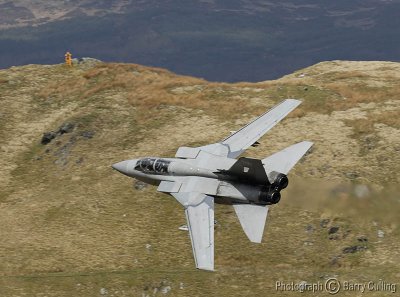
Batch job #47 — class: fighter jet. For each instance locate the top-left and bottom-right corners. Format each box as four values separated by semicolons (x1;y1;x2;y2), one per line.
112;99;313;271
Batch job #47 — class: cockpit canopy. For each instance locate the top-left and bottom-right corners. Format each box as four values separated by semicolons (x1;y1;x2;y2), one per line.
135;158;170;174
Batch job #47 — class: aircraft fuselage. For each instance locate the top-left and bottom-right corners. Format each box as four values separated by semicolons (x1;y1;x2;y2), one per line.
112;157;285;205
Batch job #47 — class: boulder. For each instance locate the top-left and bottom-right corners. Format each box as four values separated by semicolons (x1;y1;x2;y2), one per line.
320;219;330;228
342;245;367;254
357;236;368;242
41;132;57;145
100;288;108;295
81;131;95;139
328;226;339;234
58;122;75;134
134;181;148;190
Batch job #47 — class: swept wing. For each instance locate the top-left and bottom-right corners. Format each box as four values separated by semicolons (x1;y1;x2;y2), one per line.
221;99;301;158
176;99;301;160
157;178;218;271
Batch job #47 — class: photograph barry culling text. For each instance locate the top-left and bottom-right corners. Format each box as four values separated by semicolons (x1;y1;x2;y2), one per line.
276;279;396;294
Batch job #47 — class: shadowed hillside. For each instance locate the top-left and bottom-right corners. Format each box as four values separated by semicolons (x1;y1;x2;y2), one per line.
1;0;400;81
0;60;399;296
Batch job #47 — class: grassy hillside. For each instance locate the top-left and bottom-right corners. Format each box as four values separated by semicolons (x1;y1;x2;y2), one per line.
0;60;399;296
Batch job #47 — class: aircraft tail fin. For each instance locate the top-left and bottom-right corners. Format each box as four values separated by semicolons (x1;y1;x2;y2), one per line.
233;203;269;243
216;157;269;185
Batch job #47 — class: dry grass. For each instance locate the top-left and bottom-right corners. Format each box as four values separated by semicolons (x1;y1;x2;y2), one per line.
345;110;400;136
0;60;399;297
37;76;88;99
286;107;307;118
327;70;370;80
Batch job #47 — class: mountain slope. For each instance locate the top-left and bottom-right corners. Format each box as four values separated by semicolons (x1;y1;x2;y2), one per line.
1;1;400;81
0;60;399;296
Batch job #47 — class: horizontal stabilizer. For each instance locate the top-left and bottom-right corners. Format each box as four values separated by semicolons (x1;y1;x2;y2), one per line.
262;141;313;179
233;203;269;243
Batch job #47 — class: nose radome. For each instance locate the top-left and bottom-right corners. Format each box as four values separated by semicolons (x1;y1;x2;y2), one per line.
112;160;130;175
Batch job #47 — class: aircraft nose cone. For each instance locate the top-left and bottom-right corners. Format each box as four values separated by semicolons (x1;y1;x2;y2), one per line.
112;160;130;175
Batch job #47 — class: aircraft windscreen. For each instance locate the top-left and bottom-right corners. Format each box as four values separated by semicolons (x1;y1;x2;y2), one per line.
135;158;170;174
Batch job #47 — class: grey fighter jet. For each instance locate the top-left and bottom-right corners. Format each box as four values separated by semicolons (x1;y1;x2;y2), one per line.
112;99;313;271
